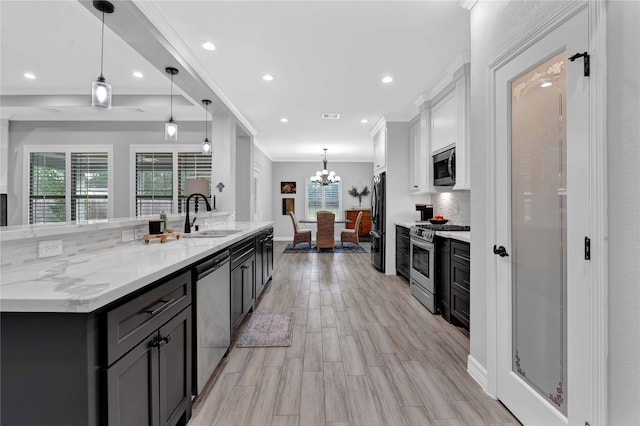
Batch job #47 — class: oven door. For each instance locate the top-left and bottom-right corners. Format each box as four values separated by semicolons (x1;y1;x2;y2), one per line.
410;237;436;312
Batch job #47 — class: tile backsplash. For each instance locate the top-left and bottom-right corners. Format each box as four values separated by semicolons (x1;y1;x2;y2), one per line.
0;212;234;268
431;190;470;226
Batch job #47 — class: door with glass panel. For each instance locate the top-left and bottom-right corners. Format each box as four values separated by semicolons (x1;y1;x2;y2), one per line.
494;8;590;425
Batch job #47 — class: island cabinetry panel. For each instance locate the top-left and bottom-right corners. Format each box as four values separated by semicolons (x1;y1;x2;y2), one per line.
0;269;193;426
345;210;371;239
230;237;256;334
449;240;470;330
395;225;410;281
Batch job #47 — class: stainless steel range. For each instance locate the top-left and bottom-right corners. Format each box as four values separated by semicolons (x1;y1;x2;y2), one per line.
409;224;470;312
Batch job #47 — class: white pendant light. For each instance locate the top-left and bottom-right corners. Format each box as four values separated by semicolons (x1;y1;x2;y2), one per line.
310;148;341;185
91;1;114;110
201;99;212;155
165;67;179;141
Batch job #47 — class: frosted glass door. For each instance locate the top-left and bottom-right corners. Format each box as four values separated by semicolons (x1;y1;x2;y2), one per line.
510;52;567;414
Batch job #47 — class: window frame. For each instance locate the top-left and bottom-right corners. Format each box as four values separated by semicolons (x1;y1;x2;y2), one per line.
130;145;212;217
304;178;343;219
23;145;113;224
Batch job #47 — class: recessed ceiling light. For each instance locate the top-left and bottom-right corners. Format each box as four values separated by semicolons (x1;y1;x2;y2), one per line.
280;117;288;123
24;72;36;80
381;76;393;84
201;41;216;51
132;71;144;78
360;119;369;124
262;74;275;81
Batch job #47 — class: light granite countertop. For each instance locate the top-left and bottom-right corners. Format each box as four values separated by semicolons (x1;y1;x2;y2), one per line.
0;221;273;313
395;221;471;243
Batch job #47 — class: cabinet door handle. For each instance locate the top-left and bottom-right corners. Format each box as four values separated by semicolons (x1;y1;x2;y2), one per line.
146;298;176;316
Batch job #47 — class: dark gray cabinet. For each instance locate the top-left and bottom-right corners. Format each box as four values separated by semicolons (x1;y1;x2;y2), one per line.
435;236;451;322
255;228;274;299
230;238;255;334
449;240;470;331
107;306;191;426
395;225;410;281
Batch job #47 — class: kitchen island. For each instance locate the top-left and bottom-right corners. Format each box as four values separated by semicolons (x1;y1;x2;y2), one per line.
0;219;273;426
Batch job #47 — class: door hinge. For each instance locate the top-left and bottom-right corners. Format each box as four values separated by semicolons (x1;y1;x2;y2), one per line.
569;51;590;77
584;237;591;260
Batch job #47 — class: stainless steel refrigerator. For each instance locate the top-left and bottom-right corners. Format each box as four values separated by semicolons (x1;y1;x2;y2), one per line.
370;172;386;272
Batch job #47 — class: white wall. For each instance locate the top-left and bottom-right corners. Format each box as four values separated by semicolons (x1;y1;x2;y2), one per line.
606;1;640;423
470;1;640;423
6;118;240;225
253;145;273;222
272;161;373;241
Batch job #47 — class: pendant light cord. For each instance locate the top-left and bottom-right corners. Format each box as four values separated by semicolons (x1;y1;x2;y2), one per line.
170;73;174;119
100;10;105;78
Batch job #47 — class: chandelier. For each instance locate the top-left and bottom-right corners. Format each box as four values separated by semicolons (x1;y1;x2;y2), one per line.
310;148;341;185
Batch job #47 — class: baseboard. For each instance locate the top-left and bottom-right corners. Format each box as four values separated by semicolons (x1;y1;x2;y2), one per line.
467;354;489;394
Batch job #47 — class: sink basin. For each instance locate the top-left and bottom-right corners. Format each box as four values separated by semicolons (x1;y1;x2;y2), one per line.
183;229;242;238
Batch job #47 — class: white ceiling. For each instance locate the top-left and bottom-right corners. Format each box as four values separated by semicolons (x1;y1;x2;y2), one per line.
0;1;470;162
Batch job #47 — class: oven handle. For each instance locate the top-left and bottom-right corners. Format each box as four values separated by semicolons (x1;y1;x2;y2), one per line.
410;237;434;250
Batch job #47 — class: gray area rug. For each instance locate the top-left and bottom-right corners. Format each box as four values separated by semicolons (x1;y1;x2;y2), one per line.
236;312;295;348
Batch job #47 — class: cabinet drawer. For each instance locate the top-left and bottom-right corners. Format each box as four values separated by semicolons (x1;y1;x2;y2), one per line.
107;270;191;366
451;240;470;263
451;286;470;329
451;259;470;292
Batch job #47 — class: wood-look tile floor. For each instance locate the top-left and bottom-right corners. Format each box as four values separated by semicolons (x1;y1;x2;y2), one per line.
189;242;520;426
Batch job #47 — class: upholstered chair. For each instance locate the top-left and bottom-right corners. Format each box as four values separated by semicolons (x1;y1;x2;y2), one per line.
340;210;362;247
316;210;335;251
289;212;311;247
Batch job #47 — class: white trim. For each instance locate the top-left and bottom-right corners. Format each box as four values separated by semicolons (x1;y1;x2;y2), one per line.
467;354;489;392
587;1;608;424
23;145;114;224
484;2;607;424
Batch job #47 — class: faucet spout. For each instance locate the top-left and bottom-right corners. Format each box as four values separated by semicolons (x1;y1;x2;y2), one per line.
184;193;212;233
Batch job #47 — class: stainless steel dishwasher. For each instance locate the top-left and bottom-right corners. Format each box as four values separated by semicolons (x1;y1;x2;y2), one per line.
193;250;230;395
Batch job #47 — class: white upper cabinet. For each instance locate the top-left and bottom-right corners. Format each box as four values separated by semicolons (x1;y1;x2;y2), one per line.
431;90;457;154
371;120;387;172
409;112;428;193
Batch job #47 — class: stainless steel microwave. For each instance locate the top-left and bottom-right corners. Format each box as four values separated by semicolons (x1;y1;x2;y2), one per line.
433;147;456;186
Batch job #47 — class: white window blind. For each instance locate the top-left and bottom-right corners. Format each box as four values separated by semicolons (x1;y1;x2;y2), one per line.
135;153;173;216
306;181;342;218
71;152;109;221
29;152;66;223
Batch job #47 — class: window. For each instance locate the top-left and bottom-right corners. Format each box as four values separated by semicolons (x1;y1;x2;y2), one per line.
305;180;342;219
26;147;112;224
132;146;212;217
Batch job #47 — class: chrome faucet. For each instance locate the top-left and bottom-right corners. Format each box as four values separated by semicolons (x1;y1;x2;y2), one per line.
184;193;212;233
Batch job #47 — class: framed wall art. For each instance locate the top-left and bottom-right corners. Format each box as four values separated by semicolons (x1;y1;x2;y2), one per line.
280;181;296;194
282;198;295;215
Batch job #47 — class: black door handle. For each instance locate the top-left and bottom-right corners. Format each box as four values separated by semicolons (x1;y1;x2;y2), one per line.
493;245;509;257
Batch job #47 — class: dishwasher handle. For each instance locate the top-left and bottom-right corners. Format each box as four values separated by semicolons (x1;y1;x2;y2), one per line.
196;250;230;280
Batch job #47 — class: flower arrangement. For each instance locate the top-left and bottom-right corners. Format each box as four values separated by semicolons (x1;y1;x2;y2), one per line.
348;185;370;207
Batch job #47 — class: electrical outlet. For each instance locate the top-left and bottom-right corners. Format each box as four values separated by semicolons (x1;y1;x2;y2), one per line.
121;229;135;242
38;240;62;259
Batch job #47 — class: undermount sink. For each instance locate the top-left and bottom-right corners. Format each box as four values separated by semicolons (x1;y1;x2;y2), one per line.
183;229;242;238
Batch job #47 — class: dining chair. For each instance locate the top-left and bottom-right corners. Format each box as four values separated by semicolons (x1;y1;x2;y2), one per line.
289;212;312;247
340;210;363;247
316;210;335;251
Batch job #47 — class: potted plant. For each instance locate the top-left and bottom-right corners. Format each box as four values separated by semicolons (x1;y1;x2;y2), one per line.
348;185;370;208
